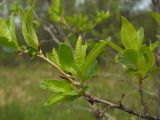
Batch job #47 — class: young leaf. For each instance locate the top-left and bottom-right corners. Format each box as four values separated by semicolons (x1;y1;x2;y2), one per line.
137;27;144;48
41;80;78;95
22;2;38;49
137;53;146;77
46;48;60;66
117;49;138;71
94;11;110;25
46;53;54;62
82;60;98;81
49;0;63;23
116;55;133;65
121;16;139;50
45;93;81;106
7;15;19;48
58;43;78;75
0;18;10;38
42;79;81;106
80;45;87;67
83;38;111;72
144;47;154;71
66;14;94;32
123;49;138;65
0;16;19;49
74;36;87;70
45;93;65;106
137;45;154;77
150;41;159;51
75;36;82;64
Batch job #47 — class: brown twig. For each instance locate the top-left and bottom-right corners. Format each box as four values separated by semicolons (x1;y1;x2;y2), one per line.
119;93;124;107
139;77;148;114
84;92;159;120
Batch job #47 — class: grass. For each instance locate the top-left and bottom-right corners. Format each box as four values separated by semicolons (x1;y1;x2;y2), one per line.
0;60;158;120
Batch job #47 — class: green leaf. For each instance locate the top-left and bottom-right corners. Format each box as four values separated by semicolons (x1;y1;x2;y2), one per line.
49;0;63;23
74;36;87;70
66;14;94;32
137;45;154;77
7;15;19;48
123;49;138;65
67;33;78;47
151;12;160;24
22;2;38;49
137;27;144;48
94;11;110;24
83;38;111;72
0;16;19;49
58;43;78;75
42;79;81;106
46;48;60;66
121;16;139;50
0;18;10;40
117;49;138;71
144;47;154;70
45;93;64;106
150;41;159;51
46;53;54;62
82;60;98;81
45;93;81;106
75;36;82;65
41;80;78;95
80;45;87;66
137;53;146;77
116;55;133;65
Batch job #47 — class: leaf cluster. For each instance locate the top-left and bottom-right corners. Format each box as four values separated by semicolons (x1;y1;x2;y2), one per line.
0;1;159;107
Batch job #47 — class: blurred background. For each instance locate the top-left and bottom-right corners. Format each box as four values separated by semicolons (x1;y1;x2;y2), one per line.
0;0;160;120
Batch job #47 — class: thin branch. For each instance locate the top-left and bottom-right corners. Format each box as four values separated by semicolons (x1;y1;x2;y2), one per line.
98;72;157;98
139;77;148;114
54;24;66;41
33;7;61;45
39;39;55;44
84;92;159;120
43;25;60;45
119;93;124;107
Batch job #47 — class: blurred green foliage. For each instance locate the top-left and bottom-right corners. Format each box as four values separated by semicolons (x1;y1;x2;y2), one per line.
0;0;157;63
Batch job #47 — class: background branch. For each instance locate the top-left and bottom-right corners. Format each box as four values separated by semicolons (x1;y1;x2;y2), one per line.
43;25;60;45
